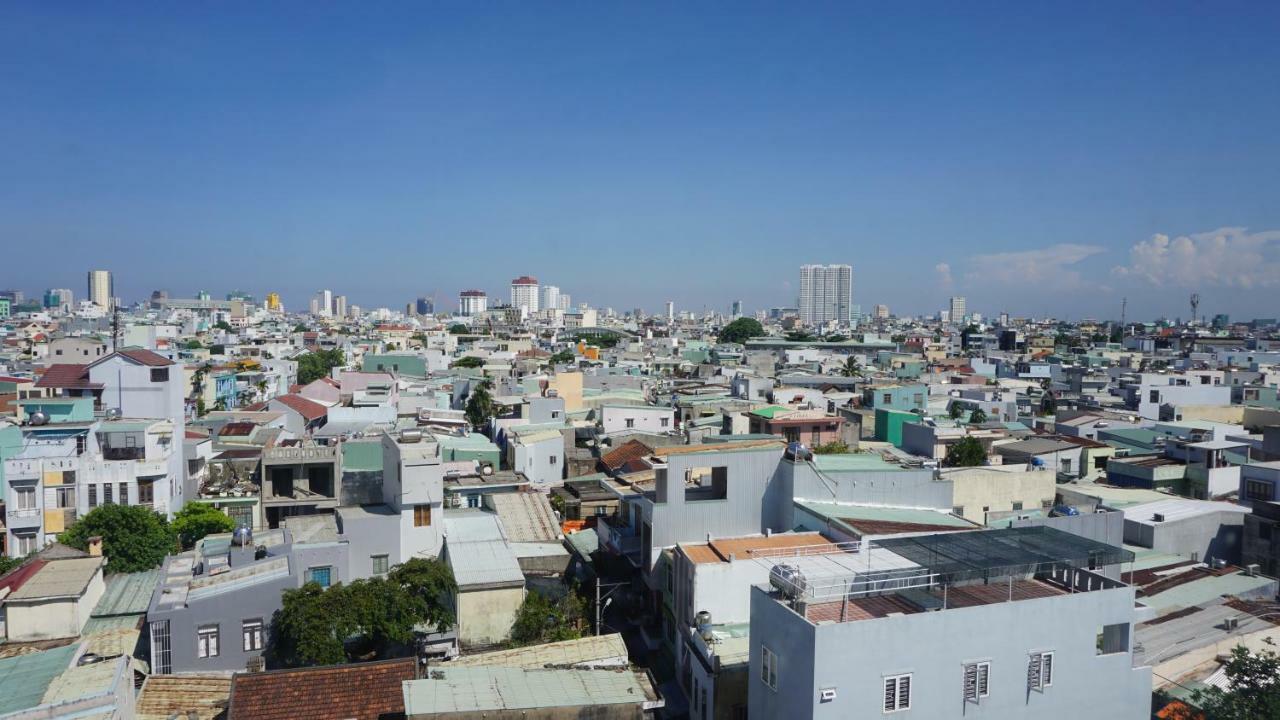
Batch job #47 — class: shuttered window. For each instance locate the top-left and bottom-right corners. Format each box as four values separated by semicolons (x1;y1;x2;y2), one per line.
883;673;911;713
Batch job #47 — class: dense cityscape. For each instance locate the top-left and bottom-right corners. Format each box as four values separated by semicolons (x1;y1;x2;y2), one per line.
0;269;1277;718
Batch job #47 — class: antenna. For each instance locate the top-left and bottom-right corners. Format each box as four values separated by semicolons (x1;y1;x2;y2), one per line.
111;305;121;351
1189;293;1200;327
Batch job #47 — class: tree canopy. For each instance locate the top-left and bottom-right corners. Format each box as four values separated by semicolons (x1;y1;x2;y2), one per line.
509;587;587;647
717;317;763;345
296;349;345;385
1191;646;1280;719
839;357;862;378
944;436;987;467
450;356;484;369
813;440;850;455
213;321;234;332
465;381;496;429
548;349;576;365
968;408;988;424
172;503;237;549
58;504;177;573
270;558;456;667
447;323;470;334
948;403;965;420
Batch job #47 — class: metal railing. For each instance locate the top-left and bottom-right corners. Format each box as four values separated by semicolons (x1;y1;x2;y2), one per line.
747;540;862;559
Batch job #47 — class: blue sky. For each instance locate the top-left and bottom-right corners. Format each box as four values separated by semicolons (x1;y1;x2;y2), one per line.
3;2;1279;320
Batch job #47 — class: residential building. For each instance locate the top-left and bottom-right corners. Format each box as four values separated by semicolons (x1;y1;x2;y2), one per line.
459;289;488;316
950;295;967;323
798;264;852;327
510;276;540;314
87;269;113;309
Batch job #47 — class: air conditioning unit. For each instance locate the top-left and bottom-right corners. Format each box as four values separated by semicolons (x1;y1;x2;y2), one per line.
1245;564;1261;577
1152;513;1166;523
1224;616;1240;631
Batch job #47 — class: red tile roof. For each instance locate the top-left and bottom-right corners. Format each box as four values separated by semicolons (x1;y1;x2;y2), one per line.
273;394;328;422
35;363;99;389
227;658;413;720
113;348;175;366
600;439;654;472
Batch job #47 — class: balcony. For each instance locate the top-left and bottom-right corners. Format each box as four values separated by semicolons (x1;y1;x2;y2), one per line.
600;516;643;562
102;447;146;461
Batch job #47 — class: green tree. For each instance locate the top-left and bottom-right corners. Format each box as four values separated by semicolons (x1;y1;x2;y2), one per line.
451;356;484;369
58;504;177;573
549;349;576;365
172;503;237;549
389;557;457;631
293;323;309;333
272;582;350;666
465;381;496;429
1191;646;1280;719
948;403;965;420
1040;392;1057;417
297;349;345;385
944;436;987;467
213;321;234;332
968;408;988;424
0;554;26;576
509;587;587;647
785;330;816;342
717;317;764;345
448;323;470;335
183;338;203;350
839;357;862;378
825;334;848;343
813;440;849;455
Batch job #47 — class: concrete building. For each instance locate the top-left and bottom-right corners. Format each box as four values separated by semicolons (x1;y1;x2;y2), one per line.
459;289;488;316
747;527;1150;719
541;285;560;314
950;295;967;323
601;405;675;436
798;264;852;327
510;276;540;315
1;555;106;641
442;511;526;648
87;269;113;310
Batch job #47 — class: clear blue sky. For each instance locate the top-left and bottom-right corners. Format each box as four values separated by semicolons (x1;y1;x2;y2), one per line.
3;2;1279;320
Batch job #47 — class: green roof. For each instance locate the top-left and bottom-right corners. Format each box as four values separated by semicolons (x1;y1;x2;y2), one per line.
748;405;790;419
92;568;161;617
1140;570;1277;612
0;644;78;715
341;439;384;472
811;453;905;473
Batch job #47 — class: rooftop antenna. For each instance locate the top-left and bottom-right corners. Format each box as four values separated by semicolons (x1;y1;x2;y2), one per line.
111;305;121;351
1189;293;1200;327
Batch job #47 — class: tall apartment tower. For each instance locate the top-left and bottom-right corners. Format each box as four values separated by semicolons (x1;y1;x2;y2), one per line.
459;290;488;316
87;269;113;309
540;285;560;314
798;264;852;326
666;301;675;322
950;296;967;324
333;295;348;319
510;276;540;314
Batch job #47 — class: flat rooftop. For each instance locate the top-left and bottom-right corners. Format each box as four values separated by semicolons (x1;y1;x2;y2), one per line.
680;532;835;564
805;578;1069;624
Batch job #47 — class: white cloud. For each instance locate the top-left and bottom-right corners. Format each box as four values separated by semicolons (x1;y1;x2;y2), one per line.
1111;227;1280;288
963;243;1106;288
935;262;953;287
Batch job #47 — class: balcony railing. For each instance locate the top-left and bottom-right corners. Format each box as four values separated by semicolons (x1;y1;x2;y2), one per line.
103;447;146;461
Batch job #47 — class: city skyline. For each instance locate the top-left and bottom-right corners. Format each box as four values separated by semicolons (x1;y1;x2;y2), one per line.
4;4;1280;317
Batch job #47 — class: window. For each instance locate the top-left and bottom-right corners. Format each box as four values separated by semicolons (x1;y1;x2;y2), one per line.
371;554;389;575
551;411;561;419
414;504;432;527
952;506;965;517
1149;390;1160;404
964;662;990;703
1060;458;1072;473
242;619;263;652
883;393;893;405
549;455;557;465
305;566;332;588
661;417;670;428
103;483;113;504
812;428;821;445
1096;623;1130;655
14;487;36;511
1027;652;1053;691
138;480;155;506
15;533;37;556
88;484;97;508
118;483;129;506
760;645;778;690
1246;480;1274;502
625;418;635;428
55;486;76;509
883;673;911;712
197;625;220;658
228;505;252;529
150;368;169;382
1012;501;1023;511
466;494;481;509
150;620;172;674
595;505;608;517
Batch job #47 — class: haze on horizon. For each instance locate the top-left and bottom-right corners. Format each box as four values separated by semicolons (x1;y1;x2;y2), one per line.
2;2;1279;320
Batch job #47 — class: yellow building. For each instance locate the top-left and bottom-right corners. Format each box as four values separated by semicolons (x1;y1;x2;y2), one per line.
266;292;281;311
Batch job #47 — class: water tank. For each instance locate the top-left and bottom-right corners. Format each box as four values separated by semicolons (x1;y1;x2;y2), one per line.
695;610;714;641
785;442;813;462
28;411;49;426
105;407;121;419
399;429;423;444
769;564;808;599
232;526;253;547
1031;457;1046;467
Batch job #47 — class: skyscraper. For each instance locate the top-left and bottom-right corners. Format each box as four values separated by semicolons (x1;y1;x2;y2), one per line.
334;295;347;319
949;296;967;324
541;285;560;313
87;269;113;309
44;288;74;309
266;292;282;311
415;296;435;316
798;264;853;326
459;290;488;316
665;301;675;322
510;276;539;313
731;300;743;317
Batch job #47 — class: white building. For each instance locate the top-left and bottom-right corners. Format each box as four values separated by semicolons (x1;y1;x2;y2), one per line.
510;276;539;314
87;270;113;310
459;290;488;316
666;301;675;323
541;285;560;314
798;264;852;327
333;295;347;319
950;295;967;323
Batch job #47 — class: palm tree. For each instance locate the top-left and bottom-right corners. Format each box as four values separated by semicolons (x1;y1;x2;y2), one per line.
840;357;862;378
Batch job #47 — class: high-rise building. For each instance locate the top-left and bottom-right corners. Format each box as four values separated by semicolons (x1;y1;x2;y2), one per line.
0;290;24;305
314;290;333;317
44;288;74;309
666;301;675;322
415;296;435;316
459;290;488;316
731;300;743;317
949;296;967;324
334;295;347;319
798;264;853;326
559;294;571;312
874;304;890;319
541;285;560;314
510;276;539;313
87;270;113;309
266;292;282;312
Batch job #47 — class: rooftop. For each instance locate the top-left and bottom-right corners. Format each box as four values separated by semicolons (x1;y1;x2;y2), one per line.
228;658;414;720
402;667;661;715
136;675;232;720
0;644;78;715
1123;498;1251;527
450;633;630;669
680;532;836;564
8;557;104;601
797;501;978;536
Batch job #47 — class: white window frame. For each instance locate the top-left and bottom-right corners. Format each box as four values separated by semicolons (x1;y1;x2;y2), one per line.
760;645;778;691
883;673;911;713
371;554;389;575
242;619;263;652
964;661;991;703
1028;651;1053;691
197;625;220;658
14;487;36;511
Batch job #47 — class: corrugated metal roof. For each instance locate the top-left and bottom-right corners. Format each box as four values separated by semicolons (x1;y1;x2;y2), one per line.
402;667;658;714
136;675;231;720
92;568;161;617
0;644;78;715
9;557;103;601
450;633;629;669
444;513;524;588
490;493;561;544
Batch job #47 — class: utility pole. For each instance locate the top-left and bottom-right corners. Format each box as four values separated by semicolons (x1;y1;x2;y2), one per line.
595;577;628;636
